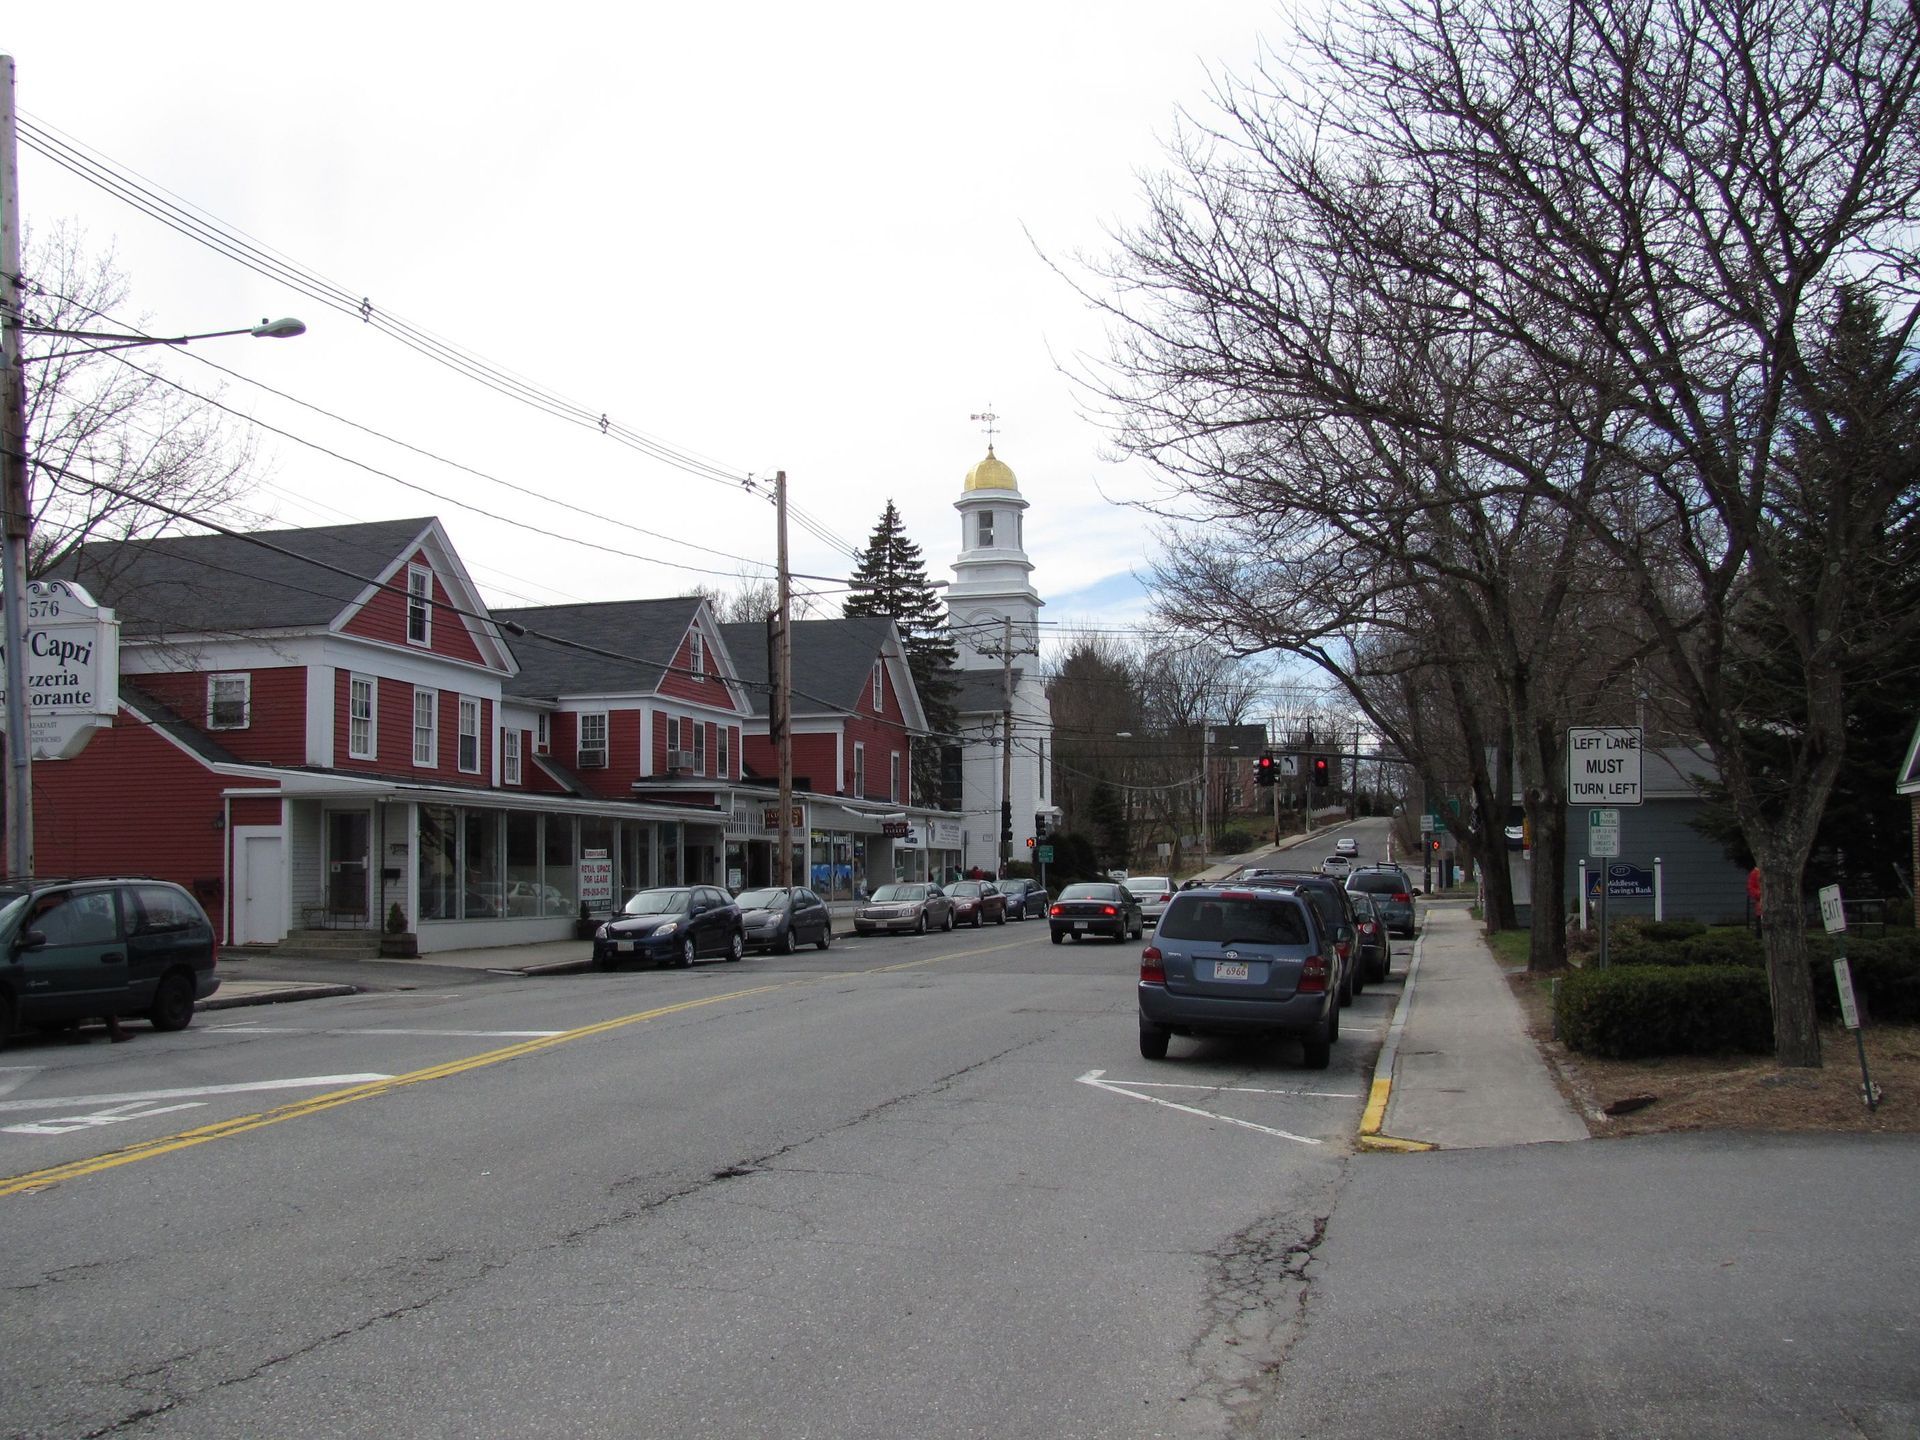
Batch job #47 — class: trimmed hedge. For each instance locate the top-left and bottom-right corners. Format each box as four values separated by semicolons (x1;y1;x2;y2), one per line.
1554;965;1773;1059
1598;925;1920;1027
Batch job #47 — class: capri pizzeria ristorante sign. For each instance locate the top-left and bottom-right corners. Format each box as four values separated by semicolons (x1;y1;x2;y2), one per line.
0;581;121;760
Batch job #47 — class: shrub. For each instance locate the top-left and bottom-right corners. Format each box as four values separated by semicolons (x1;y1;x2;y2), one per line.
1213;822;1266;855
384;902;408;935
1805;936;1920;1025
1554;965;1773;1059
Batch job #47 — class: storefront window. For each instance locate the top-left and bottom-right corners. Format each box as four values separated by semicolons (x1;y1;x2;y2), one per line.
544;814;576;914
659;823;681;885
811;831;859;900
419;805;457;920
463;811;502;919
620;822;652;901
505;811;542;916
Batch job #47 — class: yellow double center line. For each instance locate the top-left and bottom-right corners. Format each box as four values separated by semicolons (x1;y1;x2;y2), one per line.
0;939;1024;1199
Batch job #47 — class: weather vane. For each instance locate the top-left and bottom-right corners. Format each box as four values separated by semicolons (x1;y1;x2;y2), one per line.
970;406;1000;447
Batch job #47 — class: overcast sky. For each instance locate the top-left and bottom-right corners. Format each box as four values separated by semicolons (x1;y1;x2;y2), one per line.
4;3;1293;655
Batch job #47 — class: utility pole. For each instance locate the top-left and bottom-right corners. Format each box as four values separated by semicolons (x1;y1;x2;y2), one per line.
0;57;33;879
774;470;794;887
998;615;1013;874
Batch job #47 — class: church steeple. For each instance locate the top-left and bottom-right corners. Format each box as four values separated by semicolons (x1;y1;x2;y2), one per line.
950;438;1041;672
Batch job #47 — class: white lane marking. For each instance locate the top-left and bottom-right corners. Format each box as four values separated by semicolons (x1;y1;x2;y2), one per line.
1077;1069;1323;1146
210;1026;565;1038
6;1100;208;1136
0;1073;391;1116
1109;1079;1362;1099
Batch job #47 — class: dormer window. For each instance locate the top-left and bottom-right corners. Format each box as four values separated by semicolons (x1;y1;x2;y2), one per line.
977;510;994;547
407;565;433;646
690;631;705;679
208;673;250;730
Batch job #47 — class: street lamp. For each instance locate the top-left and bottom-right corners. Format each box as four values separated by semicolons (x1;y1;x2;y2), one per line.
0;309;305;875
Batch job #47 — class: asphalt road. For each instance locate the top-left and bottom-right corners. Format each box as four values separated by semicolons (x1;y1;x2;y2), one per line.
2;824;1408;1439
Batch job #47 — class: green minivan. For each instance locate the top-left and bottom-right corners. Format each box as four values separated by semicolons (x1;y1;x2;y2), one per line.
0;878;221;1047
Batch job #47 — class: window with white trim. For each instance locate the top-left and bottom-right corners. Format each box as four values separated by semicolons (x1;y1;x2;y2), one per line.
853;742;866;797
977;510;994;547
689;631;705;678
502;728;522;785
535;712;551;754
406;565;433;646
348;674;376;759
890;751;900;803
667;714;680;751
872;660;883;710
458;696;481;773
694;719;707;774
579;712;608;768
718;726;730;779
413;688;438;766
207;673;251;730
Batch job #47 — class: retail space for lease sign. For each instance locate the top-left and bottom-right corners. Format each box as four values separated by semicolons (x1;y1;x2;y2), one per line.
0;580;121;760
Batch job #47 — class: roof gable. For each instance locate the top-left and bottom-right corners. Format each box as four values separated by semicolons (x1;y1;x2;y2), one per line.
719;616;922;730
498;597;746;707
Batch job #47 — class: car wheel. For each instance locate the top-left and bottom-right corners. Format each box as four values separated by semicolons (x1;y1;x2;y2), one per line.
1050;929;1064;945
1139;1020;1171;1060
779;926;797;955
727;930;745;963
1353;964;1366;996
1339;962;1355;1007
1300;1017;1333;1070
1327;1002;1340;1041
944;908;955;931
680;936;698;968
915;913;927;935
589;950;609;971
972;911;982;928
815;926;832;952
0;989;13;1053
148;970;197;1032
995;908;1005;925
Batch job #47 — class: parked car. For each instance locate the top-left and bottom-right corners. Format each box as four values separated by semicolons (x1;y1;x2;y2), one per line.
592;885;744;969
1349;889;1391;983
1049;882;1145;944
997;878;1050;920
1334;836;1360;857
734;886;833;953
1137;886;1340;1068
946;880;1008;928
505;880;569;916
1239;871;1363;1004
0;878;222;1047
1122;876;1175;928
1346;866;1416;938
854;883;955;936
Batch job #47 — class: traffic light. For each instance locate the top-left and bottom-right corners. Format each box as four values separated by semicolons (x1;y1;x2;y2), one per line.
1256;753;1276;787
1026;836;1036;849
1034;811;1051;839
1429;837;1441;852
1312;755;1330;786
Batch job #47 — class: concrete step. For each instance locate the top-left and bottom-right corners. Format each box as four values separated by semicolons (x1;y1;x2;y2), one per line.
271;928;383;960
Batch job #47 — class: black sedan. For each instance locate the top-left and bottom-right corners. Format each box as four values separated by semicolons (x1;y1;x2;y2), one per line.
735;886;833;954
591;885;744;969
997;878;1050;920
1049;882;1145;944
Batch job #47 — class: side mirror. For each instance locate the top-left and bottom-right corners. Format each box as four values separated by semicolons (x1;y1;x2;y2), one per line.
14;928;47;954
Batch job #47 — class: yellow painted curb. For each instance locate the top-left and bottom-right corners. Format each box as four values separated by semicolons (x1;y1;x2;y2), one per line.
1356;1074;1437;1153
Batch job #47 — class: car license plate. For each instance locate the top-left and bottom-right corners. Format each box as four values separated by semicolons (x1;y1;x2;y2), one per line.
618;940;636;953
1073;921;1087;931
1215;960;1250;981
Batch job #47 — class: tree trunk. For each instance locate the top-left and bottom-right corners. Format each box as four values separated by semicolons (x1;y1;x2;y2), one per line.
1757;852;1823;1068
1520;719;1568;971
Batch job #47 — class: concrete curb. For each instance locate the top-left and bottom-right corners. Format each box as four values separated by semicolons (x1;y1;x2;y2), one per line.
201;984;360;1011
1357;923;1438;1154
501;959;592;977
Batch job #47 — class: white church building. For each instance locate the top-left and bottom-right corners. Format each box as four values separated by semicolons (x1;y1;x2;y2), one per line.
944;446;1055;875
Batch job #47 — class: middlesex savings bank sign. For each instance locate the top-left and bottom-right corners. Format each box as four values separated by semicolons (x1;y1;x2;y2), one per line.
0;580;121;760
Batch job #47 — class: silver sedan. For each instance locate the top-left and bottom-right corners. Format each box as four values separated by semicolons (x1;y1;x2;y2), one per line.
852;883;955;936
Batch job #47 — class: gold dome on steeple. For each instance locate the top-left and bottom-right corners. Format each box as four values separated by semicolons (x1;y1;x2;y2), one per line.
963;446;1019;492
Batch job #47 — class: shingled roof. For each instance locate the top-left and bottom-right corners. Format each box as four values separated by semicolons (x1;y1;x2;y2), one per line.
719;615;900;719
495;598;706;698
49;518;440;636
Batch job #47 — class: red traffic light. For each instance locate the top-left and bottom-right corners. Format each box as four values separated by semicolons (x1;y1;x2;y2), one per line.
1026;836;1037;849
1429;837;1441;852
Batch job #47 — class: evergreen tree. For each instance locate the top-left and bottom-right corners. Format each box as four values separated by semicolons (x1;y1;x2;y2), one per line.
845;502;959;807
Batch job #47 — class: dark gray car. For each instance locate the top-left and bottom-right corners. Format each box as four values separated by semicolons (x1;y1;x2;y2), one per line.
734;886;832;953
1346;866;1416;937
1137;887;1339;1067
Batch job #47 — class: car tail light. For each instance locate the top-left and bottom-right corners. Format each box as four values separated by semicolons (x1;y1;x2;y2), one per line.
1140;946;1166;984
1102;905;1118;916
1392;892;1410;904
1049;904;1062;917
1298;954;1329;993
1220;889;1255;900
1157;891;1170;902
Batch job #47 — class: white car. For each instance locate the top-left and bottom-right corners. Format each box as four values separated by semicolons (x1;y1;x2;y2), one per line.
1319;854;1353;878
1334;837;1360;857
1123;875;1175;926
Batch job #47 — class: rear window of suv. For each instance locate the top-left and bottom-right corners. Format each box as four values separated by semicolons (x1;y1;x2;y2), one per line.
1160;895;1312;946
1348;872;1408;894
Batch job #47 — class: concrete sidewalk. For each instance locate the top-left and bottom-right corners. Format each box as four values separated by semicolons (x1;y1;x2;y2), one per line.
1363;900;1589;1150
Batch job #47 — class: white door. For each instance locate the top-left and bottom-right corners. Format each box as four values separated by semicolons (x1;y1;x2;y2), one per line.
238;832;286;945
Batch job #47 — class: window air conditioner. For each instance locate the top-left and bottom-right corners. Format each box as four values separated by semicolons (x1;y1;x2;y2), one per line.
668;748;696;771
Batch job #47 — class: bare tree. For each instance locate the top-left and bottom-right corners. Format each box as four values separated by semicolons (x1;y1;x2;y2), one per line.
21;222;260;578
